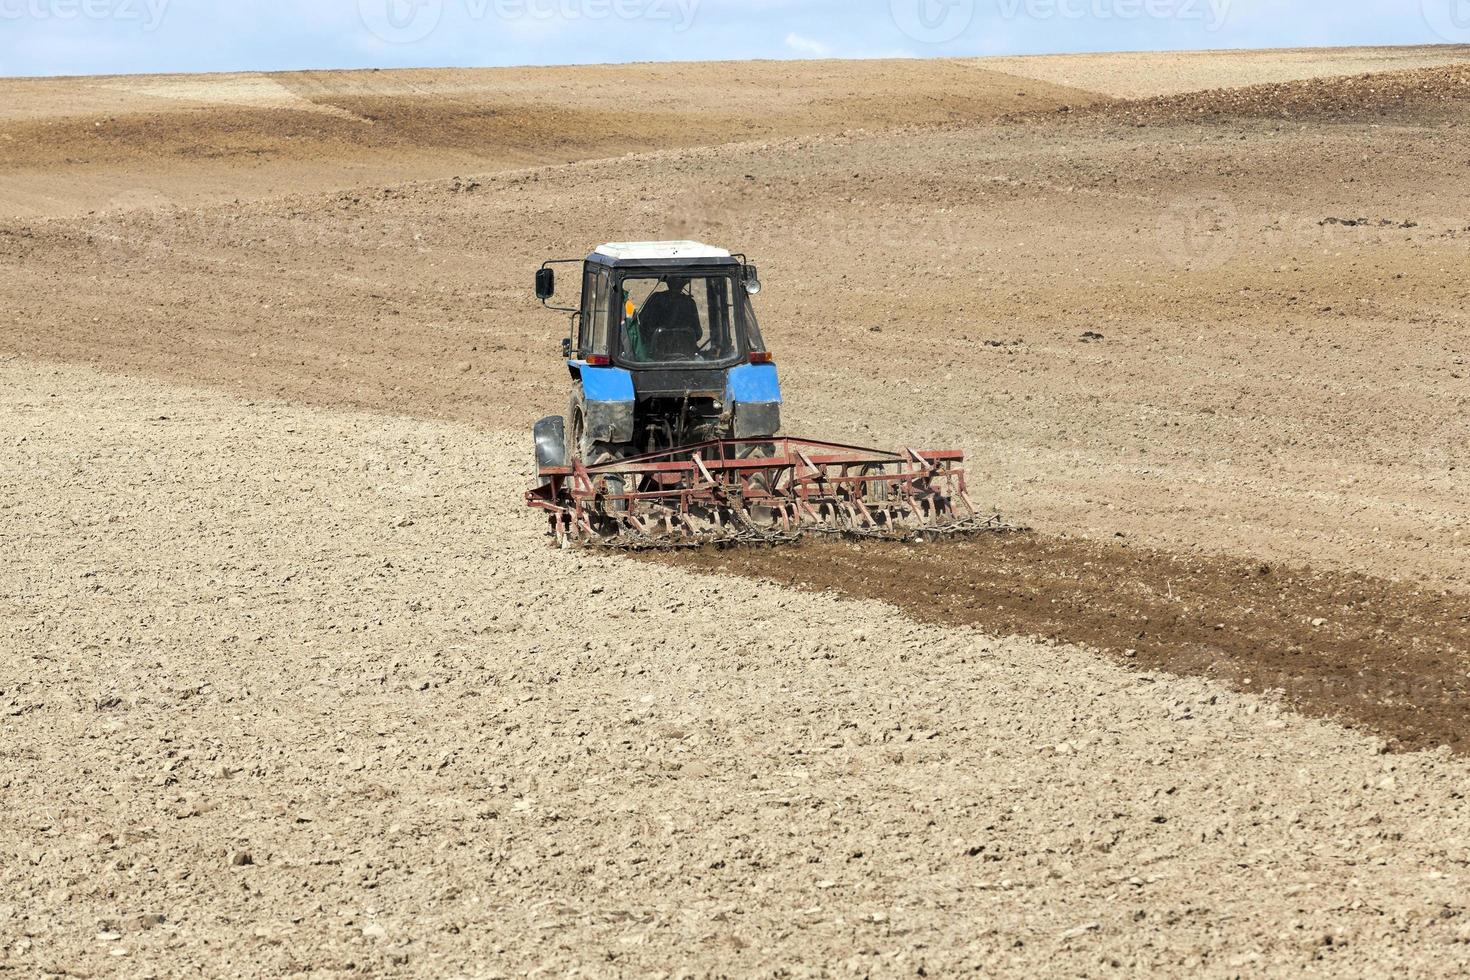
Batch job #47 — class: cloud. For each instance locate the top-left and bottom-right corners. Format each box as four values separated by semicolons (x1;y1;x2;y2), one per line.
783;32;832;57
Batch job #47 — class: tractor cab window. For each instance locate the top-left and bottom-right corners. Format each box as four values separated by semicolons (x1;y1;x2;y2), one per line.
617;273;744;366
580;266;612;356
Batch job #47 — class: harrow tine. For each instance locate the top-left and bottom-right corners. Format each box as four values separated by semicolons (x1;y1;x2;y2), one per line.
906;447;940;473
693;453;716;484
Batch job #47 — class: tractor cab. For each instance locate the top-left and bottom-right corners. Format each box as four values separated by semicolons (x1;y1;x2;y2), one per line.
533;242;781;466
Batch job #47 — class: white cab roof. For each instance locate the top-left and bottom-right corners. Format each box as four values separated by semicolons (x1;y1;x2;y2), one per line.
593;241;732;261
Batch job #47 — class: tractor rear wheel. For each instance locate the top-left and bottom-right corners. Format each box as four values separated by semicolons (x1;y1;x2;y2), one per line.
570;405;632;515
569;401;630;466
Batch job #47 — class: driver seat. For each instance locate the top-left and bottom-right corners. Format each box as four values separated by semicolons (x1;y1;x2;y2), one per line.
641;288;702;360
649;322;701;360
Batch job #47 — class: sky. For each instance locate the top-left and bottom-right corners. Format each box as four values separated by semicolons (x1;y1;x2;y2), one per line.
0;0;1466;78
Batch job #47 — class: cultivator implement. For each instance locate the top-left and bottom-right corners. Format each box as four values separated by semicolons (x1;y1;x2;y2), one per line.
527;436;1016;550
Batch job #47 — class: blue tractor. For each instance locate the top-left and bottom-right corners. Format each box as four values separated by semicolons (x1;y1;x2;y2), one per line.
527;241;993;548
531;241;779;469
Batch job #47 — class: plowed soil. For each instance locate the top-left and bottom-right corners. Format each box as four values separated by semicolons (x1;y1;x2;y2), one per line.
0;61;1100;218
1066;62;1470;124
983;43;1470;97
2;47;1469;976
5;359;1470;978
662;535;1470;754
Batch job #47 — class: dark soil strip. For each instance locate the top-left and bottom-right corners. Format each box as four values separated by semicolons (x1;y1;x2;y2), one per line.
653;535;1470;755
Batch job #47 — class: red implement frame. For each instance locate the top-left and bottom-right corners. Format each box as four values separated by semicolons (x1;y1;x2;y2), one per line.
526;436;1014;549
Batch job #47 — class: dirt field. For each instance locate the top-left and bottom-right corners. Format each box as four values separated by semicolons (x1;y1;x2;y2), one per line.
984;44;1470;97
665;535;1470;754
2;46;1469;975
0;61;1100;219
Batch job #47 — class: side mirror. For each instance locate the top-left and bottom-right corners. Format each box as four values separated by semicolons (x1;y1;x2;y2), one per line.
535;267;556;300
744;264;762;296
561;338;573;358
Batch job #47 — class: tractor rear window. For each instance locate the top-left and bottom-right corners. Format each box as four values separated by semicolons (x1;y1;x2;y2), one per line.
617;274;746;366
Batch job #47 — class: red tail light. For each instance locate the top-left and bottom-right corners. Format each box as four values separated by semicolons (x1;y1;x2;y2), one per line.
749;351;772;364
585;355;612;367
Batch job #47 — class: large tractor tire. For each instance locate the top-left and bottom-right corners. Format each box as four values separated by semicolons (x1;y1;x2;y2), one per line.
570;400;630;514
569;398;629;467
